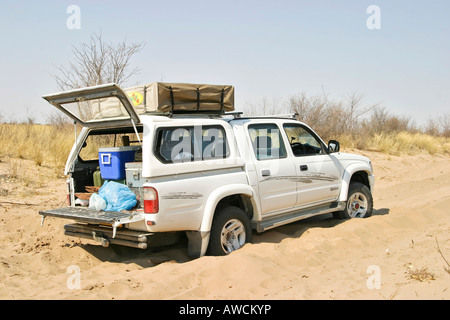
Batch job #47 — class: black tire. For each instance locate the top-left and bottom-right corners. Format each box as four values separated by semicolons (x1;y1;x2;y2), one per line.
333;182;373;219
207;205;252;256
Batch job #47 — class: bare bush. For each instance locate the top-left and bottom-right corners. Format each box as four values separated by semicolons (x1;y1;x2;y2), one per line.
425;118;440;136
367;106;414;134
341;92;376;134
425;113;450;137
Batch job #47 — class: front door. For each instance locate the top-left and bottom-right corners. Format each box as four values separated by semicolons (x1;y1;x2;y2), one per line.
247;123;297;215
283;123;342;208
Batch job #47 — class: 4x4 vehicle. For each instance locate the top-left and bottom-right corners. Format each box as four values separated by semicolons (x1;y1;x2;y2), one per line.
39;83;374;257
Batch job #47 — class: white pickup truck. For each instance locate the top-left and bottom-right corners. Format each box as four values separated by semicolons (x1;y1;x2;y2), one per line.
39;83;374;258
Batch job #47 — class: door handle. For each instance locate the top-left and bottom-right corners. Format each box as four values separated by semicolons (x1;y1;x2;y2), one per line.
300;165;308;171
261;169;271;177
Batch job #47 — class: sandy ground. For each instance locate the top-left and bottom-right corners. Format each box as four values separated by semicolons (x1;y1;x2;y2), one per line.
0;151;449;300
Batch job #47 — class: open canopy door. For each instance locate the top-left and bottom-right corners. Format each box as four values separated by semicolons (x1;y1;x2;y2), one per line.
43;83;140;128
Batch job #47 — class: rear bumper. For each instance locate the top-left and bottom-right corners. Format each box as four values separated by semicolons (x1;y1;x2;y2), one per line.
64;223;151;249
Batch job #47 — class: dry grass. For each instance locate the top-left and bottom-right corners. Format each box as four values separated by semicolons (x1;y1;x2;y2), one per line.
0;122;74;169
361;131;449;155
407;267;436;282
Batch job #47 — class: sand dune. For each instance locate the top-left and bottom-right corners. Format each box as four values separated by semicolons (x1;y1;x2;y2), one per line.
0;151;449;300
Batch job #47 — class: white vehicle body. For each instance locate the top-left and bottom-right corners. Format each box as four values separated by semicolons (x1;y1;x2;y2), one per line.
40;84;375;257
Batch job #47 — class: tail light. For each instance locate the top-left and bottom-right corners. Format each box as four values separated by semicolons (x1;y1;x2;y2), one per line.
144;187;159;213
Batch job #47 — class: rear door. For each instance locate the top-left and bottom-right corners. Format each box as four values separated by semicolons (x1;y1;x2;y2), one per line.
42;83;140;127
247;122;297;215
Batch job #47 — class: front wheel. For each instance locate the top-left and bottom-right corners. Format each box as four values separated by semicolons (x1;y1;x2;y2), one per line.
207;206;252;256
333;182;373;219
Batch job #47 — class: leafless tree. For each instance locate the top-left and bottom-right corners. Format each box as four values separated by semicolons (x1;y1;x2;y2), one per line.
341;92;378;133
53;32;144;90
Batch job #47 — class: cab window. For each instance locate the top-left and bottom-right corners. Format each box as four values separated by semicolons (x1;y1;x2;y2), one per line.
283;124;325;156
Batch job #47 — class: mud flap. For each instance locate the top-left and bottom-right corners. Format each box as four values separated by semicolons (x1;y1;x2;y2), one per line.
185;231;210;258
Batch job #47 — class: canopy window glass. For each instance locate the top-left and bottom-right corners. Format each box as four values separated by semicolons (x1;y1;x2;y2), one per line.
63;97;132;123
42;84;140;128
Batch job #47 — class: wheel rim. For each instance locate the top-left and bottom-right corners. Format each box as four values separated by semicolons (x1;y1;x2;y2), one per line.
220;219;246;254
347;192;368;218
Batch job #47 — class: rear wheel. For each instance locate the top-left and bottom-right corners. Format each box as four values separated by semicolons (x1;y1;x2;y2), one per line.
333;182;373;219
207;206;252;256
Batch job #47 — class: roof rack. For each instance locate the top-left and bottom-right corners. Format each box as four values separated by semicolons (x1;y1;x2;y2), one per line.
224;112;298;120
140;111;299;121
141;110;226;119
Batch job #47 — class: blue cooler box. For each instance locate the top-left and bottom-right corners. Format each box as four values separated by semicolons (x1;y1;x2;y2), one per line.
99;146;140;180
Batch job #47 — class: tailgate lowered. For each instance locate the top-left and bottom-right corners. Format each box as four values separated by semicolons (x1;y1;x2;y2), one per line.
39;207;145;238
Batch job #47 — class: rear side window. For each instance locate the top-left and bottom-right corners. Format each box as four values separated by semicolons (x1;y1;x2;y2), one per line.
248;123;287;160
155;125;229;163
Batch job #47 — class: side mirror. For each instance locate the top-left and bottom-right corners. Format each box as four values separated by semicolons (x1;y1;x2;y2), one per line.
328;140;340;153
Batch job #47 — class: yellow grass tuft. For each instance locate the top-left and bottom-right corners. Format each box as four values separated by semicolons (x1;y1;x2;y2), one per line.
357;131;448;155
407;267;436;282
0;123;74;169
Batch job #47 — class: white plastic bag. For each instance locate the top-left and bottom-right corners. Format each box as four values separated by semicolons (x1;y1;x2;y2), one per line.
89;193;106;211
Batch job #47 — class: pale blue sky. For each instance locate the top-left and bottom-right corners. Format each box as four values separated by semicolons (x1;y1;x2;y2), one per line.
0;0;449;125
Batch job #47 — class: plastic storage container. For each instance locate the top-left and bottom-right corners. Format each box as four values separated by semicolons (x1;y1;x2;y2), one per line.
99;146;140;180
